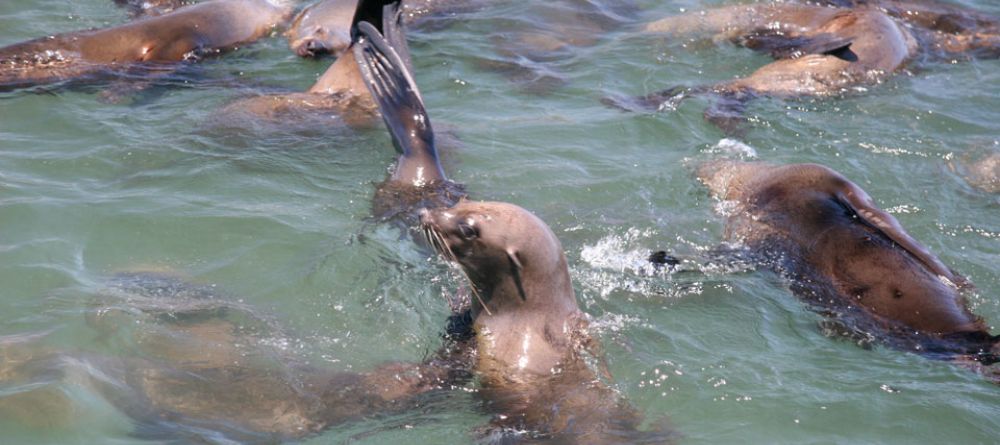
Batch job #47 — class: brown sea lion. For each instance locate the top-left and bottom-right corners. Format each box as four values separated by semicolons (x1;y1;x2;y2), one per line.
0;0;292;92
617;3;918;132
354;18;674;442
695;160;999;365
642;2;918;98
419;201;674;444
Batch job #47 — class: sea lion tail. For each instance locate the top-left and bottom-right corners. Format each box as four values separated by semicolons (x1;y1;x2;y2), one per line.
353;4;448;183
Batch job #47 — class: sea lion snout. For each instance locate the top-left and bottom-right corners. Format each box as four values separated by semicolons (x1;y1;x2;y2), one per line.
289;28;350;57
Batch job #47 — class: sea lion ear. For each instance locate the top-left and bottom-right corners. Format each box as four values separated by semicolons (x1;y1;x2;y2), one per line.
507;248;527;302
506;248;523;271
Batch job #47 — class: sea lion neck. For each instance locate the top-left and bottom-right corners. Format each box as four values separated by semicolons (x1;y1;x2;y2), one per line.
468;249;579;322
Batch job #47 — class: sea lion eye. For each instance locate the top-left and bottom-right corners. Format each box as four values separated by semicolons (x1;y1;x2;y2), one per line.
458;220;478;239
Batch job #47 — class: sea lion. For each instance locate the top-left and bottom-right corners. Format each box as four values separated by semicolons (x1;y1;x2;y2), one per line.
0;0;292;92
355;18;673;442
695;160;999;365
618;3;918;133
420;201;674;443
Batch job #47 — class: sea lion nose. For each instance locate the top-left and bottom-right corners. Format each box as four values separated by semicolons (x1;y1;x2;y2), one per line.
305;39;327;54
418;208;432;225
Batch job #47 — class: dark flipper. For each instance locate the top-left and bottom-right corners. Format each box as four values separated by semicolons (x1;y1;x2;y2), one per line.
832;179;966;288
601;86;692;113
737;29;854;60
704;90;755;137
348;0;414;72
353;19;447;184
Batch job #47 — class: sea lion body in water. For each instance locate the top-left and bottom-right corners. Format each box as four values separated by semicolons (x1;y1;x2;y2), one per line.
0;272;472;442
355;17;673;442
622;4;917;132
420;201;674;443
697;160;999;364
644;3;917;97
0;0;291;91
628;1;1000;131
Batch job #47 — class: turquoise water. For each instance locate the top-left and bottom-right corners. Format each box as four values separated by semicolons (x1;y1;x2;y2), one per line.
1;0;999;443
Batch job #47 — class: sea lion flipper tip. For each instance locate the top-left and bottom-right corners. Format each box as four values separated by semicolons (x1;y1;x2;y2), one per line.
353;7;444;182
836;181;957;282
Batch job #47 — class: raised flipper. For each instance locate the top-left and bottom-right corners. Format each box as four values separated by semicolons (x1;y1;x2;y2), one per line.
353;16;447;184
736;29;855;60
833;179;965;287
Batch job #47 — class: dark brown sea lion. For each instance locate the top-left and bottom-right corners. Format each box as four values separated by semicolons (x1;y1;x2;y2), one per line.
0;0;291;92
354;17;674;442
696;160;999;366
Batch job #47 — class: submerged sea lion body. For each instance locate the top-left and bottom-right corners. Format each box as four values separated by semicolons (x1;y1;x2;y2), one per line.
697;160;999;361
0;271;471;442
0;0;291;91
953;151;1000;194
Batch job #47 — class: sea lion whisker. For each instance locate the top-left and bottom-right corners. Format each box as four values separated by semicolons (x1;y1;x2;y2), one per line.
426;225;492;316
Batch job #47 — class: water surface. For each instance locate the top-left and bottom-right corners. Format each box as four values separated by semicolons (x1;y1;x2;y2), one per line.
1;0;999;443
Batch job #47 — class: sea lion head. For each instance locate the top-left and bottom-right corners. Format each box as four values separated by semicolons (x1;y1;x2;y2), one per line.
286;0;355;58
289;24;351;57
420;200;576;317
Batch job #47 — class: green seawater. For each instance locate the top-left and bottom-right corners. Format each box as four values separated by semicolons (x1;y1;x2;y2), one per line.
1;0;998;443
